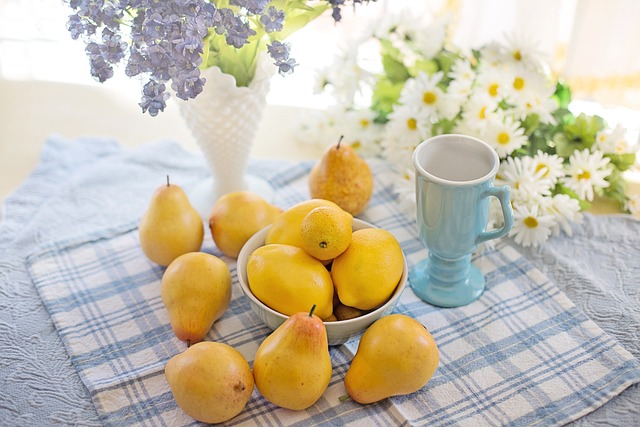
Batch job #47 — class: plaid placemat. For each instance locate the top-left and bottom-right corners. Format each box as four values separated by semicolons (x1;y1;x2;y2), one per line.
27;160;640;426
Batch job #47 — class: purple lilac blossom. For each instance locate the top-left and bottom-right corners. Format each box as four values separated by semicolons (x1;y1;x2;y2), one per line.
230;0;269;15
267;41;297;75
140;79;170;116
328;0;346;21
65;0;376;115
260;6;285;33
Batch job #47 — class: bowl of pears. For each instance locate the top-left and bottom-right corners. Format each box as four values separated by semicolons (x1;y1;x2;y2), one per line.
236;198;408;346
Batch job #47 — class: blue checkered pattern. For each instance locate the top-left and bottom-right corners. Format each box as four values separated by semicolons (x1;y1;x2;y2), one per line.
27;160;640;426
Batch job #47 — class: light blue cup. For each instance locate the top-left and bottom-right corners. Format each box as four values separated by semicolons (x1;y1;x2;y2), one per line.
409;134;514;308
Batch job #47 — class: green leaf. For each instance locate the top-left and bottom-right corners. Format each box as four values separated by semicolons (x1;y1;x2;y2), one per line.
555;113;605;154
381;54;410;84
435;50;460;76
603;168;629;209
205;34;260;87
555;184;591;211
552;132;575;158
277;3;329;40
606;153;637;172
433;118;457;135
410;59;439;76
371;78;404;122
553;81;572;109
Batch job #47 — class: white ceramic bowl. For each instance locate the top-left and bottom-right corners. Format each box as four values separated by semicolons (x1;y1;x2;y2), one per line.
236;218;408;346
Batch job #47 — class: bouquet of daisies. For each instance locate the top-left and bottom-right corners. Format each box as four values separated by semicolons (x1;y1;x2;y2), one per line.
305;13;638;247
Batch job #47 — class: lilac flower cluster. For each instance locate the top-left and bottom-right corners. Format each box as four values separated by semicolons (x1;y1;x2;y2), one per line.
66;0;374;116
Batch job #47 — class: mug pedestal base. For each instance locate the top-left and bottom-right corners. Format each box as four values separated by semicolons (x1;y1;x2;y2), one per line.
409;258;485;308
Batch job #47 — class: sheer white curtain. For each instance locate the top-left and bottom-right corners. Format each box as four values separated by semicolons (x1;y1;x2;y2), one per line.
446;0;640;109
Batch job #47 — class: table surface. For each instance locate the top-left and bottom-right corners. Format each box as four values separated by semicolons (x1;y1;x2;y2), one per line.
1;77;639;213
1;78;640;426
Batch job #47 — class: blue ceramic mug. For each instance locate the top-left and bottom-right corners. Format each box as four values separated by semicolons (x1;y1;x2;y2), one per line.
409;134;514;308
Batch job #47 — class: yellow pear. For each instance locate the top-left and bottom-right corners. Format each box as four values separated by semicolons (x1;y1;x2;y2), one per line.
308;137;374;216
162;252;231;344
331;228;404;310
139;176;204;266
165;341;254;424
265;198;341;249
345;314;439;404
209;191;282;258
253;306;332;410
246;244;333;319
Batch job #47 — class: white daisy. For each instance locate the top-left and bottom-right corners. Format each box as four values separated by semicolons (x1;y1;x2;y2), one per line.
478;41;506;68
503;63;552;114
542;193;583;236
625;194;640;217
531;150;565;186
295;109;339;147
394;169;418;218
484;114;528;158
496;156;550;203
452;121;484;141
503;32;546;70
382;105;429;171
508;202;556;247
448;58;476;97
438;92;466;121
384;104;431;144
595;124;630;154
376;8;447;64
337;109;383;157
460;93;499;132
475;64;509;102
411;14;450;60
399;71;445;116
502;63;533;104
320;46;374;108
562;149;613;202
510;87;558;125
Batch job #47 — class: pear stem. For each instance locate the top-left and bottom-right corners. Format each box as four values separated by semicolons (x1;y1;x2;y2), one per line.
186;339;191;348
337;135;344;149
166;175;170;187
338;394;351;403
309;304;317;317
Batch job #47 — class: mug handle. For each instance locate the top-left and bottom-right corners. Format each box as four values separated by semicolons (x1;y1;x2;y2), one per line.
476;185;514;245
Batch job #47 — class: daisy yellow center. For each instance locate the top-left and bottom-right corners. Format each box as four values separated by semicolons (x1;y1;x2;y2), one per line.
407;118;418;130
524;216;538;228
423;91;437;104
351;140;362;149
478;106;487;120
497;132;510;145
577;170;591;180
513;77;525;90
535;163;549;177
359;118;370;128
514;50;522;61
488;83;499;97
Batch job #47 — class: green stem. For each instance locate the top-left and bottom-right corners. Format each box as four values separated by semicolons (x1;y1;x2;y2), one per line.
309;304;317;317
338;394;351;403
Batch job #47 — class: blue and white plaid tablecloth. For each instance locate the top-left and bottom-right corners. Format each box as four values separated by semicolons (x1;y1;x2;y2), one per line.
23;140;640;427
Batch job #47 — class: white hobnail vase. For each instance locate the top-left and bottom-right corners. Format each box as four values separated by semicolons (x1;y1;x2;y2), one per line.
176;54;275;220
